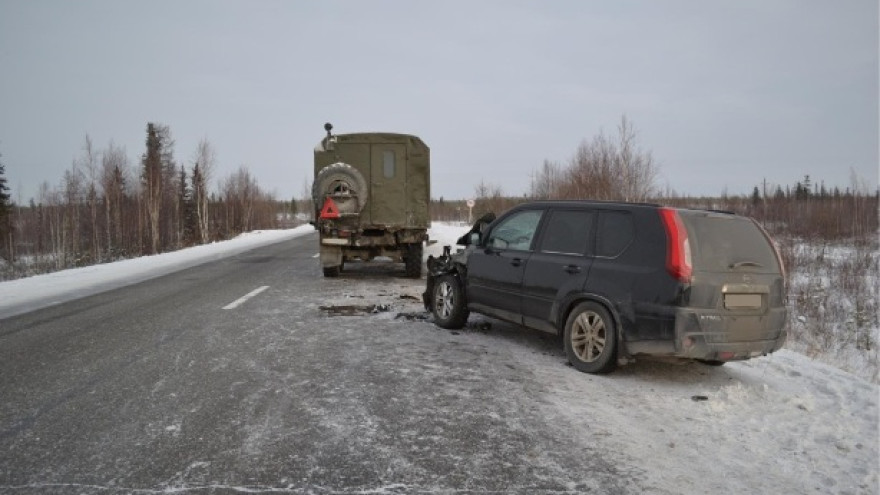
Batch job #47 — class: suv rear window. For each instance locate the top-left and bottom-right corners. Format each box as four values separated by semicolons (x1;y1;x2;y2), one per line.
596;211;634;257
679;212;779;273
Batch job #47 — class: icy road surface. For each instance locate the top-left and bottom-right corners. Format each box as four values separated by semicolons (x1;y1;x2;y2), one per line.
0;224;876;494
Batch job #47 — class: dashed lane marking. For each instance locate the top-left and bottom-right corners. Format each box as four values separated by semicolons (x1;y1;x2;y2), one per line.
223;286;270;310
312;253;320;258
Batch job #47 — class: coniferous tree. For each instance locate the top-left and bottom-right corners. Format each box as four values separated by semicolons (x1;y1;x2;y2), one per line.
141;123;174;254
0;152;12;261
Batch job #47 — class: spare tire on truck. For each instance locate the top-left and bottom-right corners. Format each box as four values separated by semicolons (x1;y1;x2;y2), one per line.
312;162;368;214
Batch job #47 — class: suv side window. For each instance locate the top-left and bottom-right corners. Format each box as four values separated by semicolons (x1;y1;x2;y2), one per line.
538;209;594;255
596;210;634;257
487;209;544;251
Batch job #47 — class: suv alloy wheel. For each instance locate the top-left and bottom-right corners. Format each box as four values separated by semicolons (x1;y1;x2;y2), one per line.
564;302;617;374
431;274;469;329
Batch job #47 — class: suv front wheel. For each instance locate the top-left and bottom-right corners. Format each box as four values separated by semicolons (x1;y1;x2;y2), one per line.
431;274;469;329
564;302;617;374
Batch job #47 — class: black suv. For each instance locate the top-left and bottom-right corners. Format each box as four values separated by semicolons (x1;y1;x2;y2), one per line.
424;201;787;374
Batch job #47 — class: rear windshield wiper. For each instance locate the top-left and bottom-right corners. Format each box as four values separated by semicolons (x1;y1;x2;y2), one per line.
729;260;763;269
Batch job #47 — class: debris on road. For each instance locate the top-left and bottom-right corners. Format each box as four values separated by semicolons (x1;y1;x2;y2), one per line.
319;304;391;316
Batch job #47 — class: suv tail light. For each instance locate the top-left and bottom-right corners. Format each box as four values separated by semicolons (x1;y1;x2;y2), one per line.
659;208;692;283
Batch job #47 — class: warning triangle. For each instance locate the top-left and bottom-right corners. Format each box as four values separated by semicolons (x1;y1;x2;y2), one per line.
320;197;340;219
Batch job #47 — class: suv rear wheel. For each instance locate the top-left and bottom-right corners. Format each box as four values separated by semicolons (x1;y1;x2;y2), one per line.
431;274;469;329
564;302;617;374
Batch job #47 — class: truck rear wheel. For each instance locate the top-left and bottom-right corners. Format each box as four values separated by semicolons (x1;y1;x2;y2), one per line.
323;265;341;277
404;243;423;278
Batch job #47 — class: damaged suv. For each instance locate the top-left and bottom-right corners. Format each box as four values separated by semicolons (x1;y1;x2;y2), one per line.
424;201;787;374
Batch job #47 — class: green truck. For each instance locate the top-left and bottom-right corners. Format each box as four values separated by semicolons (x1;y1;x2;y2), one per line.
312;123;431;278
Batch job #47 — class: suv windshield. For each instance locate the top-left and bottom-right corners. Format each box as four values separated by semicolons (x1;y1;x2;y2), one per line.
679;212;779;273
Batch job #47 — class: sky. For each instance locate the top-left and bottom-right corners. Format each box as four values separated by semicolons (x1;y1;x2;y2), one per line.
0;0;877;203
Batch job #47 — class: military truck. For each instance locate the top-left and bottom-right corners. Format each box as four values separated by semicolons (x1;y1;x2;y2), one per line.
312;123;430;278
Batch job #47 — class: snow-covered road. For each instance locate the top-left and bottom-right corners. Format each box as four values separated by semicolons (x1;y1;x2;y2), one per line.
0;224;876;494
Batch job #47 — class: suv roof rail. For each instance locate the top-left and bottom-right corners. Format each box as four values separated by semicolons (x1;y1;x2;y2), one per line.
522;199;662;208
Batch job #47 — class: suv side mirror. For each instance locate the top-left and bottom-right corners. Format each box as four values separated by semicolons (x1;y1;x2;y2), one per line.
469;232;481;246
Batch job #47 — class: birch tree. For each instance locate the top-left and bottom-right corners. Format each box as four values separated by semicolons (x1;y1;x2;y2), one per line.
192;138;215;244
80;135;101;261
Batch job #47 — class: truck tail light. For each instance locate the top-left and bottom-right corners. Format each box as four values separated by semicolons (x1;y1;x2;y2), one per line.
659;208;692;283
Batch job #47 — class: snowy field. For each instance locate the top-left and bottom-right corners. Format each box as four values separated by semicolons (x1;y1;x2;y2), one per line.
0;223;877;494
783;240;879;384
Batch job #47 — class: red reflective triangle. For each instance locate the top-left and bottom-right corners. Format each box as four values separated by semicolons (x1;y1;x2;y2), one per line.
320;197;340;219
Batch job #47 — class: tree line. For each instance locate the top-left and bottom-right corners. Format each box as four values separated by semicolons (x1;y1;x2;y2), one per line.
2;116;876;279
434;115;878;243
665;172;878;242
0;123;289;279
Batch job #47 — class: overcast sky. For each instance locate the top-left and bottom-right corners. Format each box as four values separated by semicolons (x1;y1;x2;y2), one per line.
1;0;877;203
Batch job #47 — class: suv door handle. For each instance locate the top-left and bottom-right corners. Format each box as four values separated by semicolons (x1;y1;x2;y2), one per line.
564;265;581;274
510;258;523;267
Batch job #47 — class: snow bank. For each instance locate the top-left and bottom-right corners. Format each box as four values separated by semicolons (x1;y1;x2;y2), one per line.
0;226;314;319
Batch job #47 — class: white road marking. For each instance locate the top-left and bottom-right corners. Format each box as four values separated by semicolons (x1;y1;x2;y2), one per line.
223;286;270;310
312;253;320;258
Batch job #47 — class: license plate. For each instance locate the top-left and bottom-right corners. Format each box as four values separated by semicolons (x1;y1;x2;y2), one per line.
724;293;762;309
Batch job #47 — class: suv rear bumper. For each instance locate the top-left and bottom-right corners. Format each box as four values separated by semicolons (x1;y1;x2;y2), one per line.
624;307;787;362
675;306;787;361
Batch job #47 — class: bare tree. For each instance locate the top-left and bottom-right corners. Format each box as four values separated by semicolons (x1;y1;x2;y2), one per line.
473;179;504;219
565;131;614;200
79;135;102;262
192;138;215;244
40;181;65;269
535;115;658;202
101;142;129;256
615;115;657;202
529;160;563;200
62;160;83;265
300;176;313;222
191;164;206;242
223;166;258;233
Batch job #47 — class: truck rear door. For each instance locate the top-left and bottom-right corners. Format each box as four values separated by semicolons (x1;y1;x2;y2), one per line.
370;144;407;225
